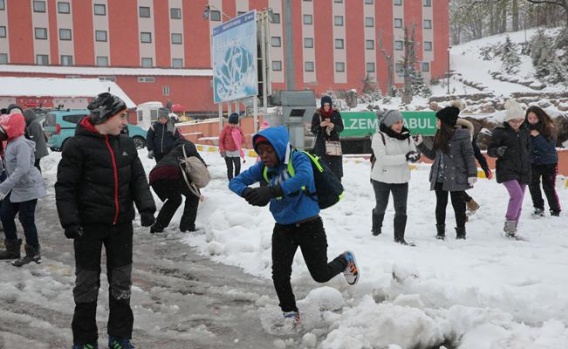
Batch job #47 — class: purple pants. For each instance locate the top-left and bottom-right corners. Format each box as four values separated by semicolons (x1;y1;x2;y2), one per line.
503;179;526;221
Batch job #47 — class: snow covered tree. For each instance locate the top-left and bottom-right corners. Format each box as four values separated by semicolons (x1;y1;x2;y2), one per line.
411;71;432;98
501;35;521;74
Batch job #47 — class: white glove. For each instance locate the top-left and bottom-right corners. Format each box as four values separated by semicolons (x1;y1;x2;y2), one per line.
147;150;154;159
468;177;477;186
0;192;6;201
413;134;423;145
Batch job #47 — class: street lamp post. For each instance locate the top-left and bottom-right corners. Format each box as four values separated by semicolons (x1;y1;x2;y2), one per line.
446;45;451;95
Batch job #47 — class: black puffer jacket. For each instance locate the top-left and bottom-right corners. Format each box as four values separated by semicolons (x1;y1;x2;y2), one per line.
487;122;531;184
153;138;205;171
55;117;156;227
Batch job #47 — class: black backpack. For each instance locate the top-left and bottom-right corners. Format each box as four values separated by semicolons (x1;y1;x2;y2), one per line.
262;150;344;209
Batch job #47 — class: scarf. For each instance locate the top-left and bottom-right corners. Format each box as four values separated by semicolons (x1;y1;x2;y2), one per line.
379;123;411;141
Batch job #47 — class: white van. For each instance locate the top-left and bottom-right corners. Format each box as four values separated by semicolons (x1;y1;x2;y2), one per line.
136;101;163;130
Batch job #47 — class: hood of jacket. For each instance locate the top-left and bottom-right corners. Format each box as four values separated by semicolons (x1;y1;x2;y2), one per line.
0;113;26;142
252;126;291;165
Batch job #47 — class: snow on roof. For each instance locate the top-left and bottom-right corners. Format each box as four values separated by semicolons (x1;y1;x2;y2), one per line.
0;77;137;108
0;64;213;77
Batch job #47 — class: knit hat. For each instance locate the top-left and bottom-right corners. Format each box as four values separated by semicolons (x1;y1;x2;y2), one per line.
504;99;524;121
436;106;460;126
228;113;239;124
87;92;127;125
320;95;332;108
158;107;170;119
6;104;23;115
254;135;269;146
379;109;404;128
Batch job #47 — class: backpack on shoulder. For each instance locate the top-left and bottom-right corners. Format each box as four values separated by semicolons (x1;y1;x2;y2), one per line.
179;145;210;197
262;150;343;209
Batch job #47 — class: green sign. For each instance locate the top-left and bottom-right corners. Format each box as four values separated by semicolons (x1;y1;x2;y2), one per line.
341;111;438;137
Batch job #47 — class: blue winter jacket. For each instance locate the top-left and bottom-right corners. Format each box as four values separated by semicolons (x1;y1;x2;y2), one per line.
529;134;558;165
229;126;320;225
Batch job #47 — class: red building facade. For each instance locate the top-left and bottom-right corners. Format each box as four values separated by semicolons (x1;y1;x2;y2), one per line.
0;0;449;114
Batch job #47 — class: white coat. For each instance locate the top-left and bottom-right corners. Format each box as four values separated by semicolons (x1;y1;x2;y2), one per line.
370;131;417;184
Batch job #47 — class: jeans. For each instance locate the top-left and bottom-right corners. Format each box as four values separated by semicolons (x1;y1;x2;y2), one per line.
225;156;241;180
371;180;408;218
0;196;39;248
434;183;467;228
271;217;346;312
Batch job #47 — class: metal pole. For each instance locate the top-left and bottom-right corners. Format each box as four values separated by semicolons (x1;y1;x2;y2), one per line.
260;11;268;111
283;0;295;90
218;102;223;131
446;46;451;95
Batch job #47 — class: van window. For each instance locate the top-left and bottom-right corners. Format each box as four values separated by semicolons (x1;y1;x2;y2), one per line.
63;114;88;125
150;109;158;122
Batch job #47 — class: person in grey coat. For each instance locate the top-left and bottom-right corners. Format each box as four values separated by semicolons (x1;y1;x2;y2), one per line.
23;109;49;172
0;113;46;266
415;106;477;240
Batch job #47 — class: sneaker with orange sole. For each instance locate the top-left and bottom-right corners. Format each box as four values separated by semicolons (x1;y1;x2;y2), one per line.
342;251;359;285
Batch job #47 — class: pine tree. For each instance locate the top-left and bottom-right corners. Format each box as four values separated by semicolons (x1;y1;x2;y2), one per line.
501;35;521;75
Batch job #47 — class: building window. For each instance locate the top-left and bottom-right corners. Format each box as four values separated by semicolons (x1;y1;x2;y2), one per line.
58;2;70;14
170;8;181;19
33;1;46;12
140;32;152;43
98;76;116;82
365;17;374;27
304;37;314;48
138;77;155;83
421;62;430;72
365;0;374;4
139;6;151;18
272;13;280;23
35;28;48;40
0;53;7;64
59;29;72;41
395;63;404;76
272;61;282;71
334;0;343;2
172;58;183;68
210;10;221;21
366;40;375;50
0;26;5;38
36;54;49;65
96;56;109;66
305;61;314;72
424;19;432;29
335;39;344;49
334;16;343;26
0;0;4;10
366;62;375;72
303;14;312;25
95;30;107;42
61;55;73;66
394;0;402;5
394;18;403;28
171;33;182;44
237;11;246;16
335;62;345;72
271;36;281;47
423;0;431;6
162;86;171;96
424;41;432;51
94;4;106;16
141;57;153;67
394;40;403;50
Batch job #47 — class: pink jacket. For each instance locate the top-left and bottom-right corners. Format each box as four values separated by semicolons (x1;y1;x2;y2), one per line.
219;125;245;153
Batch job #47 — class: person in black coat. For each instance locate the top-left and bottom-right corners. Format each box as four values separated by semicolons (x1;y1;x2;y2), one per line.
148;138;206;233
55;92;156;349
311;95;344;180
146;107;182;163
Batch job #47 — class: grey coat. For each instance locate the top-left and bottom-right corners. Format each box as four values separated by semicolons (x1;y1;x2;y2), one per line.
0;136;46;202
23;109;49;160
418;128;477;191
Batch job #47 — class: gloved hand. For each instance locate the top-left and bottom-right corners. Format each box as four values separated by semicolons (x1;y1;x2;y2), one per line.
241;188;253;198
0;191;6;201
496;146;507;157
147;150;154;159
484;169;493;180
413;134;424;145
405;151;421;163
220;151;226;158
140;212;156;227
468;177;477;186
64;224;83;239
244;185;283;207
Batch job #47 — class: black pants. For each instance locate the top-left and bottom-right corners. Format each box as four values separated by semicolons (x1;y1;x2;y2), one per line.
1;196;39;248
225;156;241;180
371;180;408;218
151;179;200;231
271;217;346;312
72;223;134;345
529;163;561;214
434;183;467;228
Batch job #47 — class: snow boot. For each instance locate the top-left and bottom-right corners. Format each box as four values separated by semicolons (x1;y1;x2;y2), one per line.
503;220;517;236
532;208;545;217
0;238;22;260
466;198;480;215
371;210;383;236
455;226;466;240
12;244;41;267
435;224;446;240
179;219;196;233
150;223;165;234
394;215;414;245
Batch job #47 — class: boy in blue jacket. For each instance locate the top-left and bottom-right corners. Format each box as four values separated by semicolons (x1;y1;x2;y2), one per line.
229;126;359;327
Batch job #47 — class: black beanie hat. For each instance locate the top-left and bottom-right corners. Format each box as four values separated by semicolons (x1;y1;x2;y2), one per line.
228;113;239;124
436;106;460;126
87;92;127;125
320;95;332;108
6;104;23;114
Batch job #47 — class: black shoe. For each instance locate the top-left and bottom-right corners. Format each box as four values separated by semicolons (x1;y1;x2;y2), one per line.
372;228;381;236
150;224;164;234
435;234;445;241
395;238;415;246
550;210;560;217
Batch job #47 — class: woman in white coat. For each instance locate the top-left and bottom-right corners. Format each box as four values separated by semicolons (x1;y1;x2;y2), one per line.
370;110;420;245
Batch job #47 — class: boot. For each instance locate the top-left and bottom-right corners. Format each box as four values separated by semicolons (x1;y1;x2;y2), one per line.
503;220;517;236
455;226;466;240
466;198;480;214
371;210;383;236
179;220;196;233
435;224;446;240
12;244;41;267
0;238;22;259
394;215;413;245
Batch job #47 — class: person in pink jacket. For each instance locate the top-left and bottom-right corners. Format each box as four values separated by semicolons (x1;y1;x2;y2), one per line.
219;113;246;180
